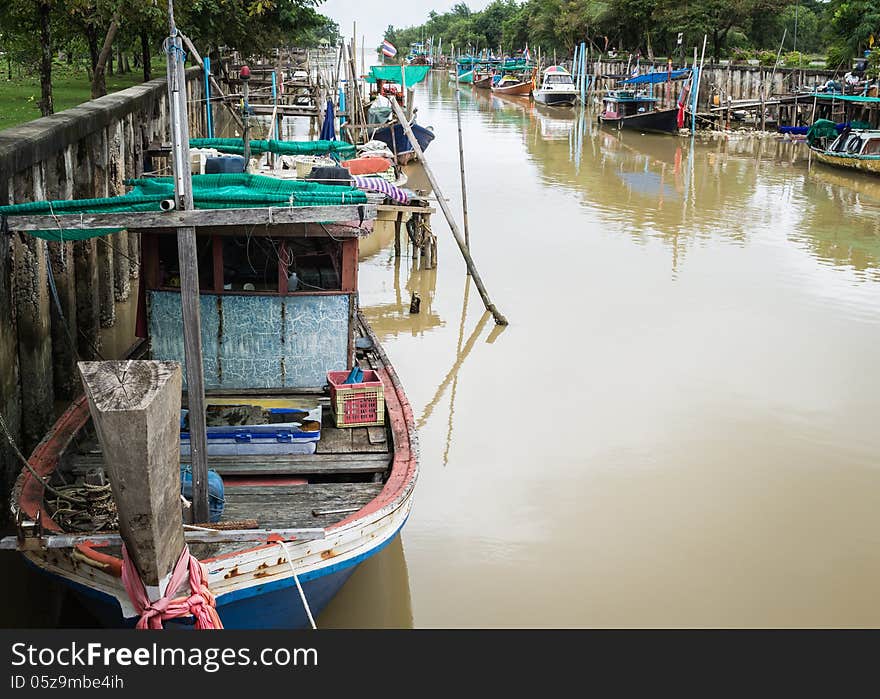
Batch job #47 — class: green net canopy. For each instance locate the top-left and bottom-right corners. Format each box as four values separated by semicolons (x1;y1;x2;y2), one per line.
0;173;368;241
189;138;356;159
806;119;840;146
366;65;431;85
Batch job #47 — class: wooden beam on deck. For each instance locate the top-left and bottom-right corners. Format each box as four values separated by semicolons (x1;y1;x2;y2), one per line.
6;204;378;232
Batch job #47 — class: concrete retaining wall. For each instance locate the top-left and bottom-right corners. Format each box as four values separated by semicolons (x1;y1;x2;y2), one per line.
0;68;206;515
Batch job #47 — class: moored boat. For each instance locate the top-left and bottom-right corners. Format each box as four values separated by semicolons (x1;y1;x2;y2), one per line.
491;73;534;97
533;65;577;106
2;175;419;630
807;121;880;175
598;90;679;133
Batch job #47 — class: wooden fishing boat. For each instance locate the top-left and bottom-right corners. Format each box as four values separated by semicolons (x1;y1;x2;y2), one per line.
533;66;577;106
473;73;494;89
5;187;419;629
491;73;533;97
809;128;880;175
598;90;679;133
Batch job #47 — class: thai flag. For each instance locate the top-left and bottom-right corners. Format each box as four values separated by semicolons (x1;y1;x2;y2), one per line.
523;45;531;61
382;40;397;58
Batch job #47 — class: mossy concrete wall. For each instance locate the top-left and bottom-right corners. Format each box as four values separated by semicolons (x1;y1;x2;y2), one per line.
0;68;206;516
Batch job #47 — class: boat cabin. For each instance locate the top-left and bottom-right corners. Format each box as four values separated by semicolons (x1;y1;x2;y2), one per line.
141;224;360;390
828;129;880;156
539;66;575;89
601;90;658;119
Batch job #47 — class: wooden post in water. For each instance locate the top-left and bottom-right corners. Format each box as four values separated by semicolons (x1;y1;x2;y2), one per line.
79;360;184;590
389;98;508;325
165;0;209;524
454;80;471;250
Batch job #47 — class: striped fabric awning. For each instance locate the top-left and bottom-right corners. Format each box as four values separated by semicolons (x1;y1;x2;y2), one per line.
352;175;409;205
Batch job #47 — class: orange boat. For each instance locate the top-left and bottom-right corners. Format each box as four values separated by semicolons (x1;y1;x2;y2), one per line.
491;73;534;96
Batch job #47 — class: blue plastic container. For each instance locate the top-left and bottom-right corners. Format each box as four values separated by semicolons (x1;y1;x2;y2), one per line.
180;467;225;523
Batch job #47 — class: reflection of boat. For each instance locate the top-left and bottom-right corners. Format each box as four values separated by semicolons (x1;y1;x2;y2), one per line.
533;66;577;106
599;90;679;133
491;73;533;96
534;103;575;140
809;127;880;175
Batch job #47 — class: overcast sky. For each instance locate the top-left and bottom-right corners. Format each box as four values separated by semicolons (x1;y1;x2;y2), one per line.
320;0;493;54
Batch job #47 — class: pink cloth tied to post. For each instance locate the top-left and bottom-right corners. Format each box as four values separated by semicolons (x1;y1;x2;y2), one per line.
122;544;223;630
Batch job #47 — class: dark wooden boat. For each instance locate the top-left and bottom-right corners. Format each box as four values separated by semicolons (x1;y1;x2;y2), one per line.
473;74;494;89
598;90;680;134
372;120;436;165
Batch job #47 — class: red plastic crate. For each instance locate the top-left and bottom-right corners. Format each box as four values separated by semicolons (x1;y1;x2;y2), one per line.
326;370;385;428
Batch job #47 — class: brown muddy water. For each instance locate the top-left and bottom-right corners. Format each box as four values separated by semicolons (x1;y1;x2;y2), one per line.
5;74;880;628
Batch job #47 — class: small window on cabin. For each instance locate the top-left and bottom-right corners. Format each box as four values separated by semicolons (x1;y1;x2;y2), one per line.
863;138;880;155
546;74;572;85
284;238;341;292
157;234;214;290
220;237;341;293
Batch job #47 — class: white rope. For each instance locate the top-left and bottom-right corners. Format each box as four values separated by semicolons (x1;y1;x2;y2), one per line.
277;540;317;629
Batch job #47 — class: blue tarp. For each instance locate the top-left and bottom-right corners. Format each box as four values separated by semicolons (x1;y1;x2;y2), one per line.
320;99;336;141
621;69;691;85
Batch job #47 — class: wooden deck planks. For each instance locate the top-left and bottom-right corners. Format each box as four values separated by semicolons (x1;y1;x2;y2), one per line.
222;482;383;528
67;452;390;477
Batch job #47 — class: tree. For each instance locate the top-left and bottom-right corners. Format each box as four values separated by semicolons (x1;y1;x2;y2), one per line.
655;0;787;61
825;0;880;64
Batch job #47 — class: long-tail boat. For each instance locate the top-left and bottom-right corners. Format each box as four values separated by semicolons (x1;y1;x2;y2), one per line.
1;174;419;629
491;73;534;97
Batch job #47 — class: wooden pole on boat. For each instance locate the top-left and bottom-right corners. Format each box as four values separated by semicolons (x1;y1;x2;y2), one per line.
166;0;210;524
389;98;508;325
454;79;471;250
79;360;185;589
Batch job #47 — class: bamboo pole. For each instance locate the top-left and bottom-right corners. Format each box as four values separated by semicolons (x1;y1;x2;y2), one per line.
389;98;507;325
454;79;471;250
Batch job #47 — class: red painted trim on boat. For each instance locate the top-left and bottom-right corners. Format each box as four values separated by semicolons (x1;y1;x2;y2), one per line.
19;394;91;532
75;542;123;578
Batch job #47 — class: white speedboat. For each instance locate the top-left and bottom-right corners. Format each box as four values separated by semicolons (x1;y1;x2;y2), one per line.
533;66;578;106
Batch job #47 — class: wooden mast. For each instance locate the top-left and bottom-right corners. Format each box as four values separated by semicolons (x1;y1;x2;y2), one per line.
166;0;210;524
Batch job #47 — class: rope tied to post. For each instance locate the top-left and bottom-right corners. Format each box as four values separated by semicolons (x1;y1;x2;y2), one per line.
121;544;223;629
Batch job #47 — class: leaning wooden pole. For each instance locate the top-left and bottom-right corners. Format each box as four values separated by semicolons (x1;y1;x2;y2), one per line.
178;32;244;130
166;3;210;524
79;360;185;590
390;98;508;325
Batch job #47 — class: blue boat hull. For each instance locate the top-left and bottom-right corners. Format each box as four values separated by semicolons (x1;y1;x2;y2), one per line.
372;122;435;157
34;527;404;629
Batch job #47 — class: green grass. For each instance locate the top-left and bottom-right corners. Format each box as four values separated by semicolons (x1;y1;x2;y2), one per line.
0;61;154;132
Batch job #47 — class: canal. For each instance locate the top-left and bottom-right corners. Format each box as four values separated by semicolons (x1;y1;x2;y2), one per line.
4;73;880;628
322;74;880;627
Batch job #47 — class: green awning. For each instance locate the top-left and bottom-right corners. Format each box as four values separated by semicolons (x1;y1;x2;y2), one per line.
366;65;430;85
809;93;880;103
